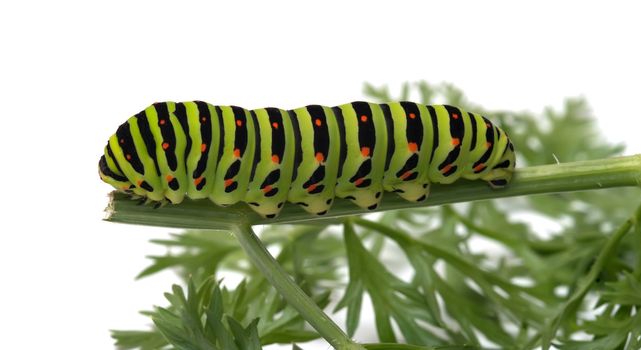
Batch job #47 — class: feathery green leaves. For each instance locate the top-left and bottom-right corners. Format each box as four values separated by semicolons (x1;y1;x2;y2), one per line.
111;81;641;349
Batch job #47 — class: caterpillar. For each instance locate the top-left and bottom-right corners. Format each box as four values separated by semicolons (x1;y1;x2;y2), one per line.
99;101;515;218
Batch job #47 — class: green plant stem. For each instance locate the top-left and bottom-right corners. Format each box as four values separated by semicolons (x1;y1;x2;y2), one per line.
106;155;641;229
230;223;364;350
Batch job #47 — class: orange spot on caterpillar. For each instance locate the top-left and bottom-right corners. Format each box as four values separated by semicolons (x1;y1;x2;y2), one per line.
272;154;280;163
224;179;234;187
315;118;322;127
474;163;486;172
452;113;459;119
354;178;365;186
361;147;370;157
262;185;273;193
360;115;368;122
307;183;318;193
451;138;460;146
315;152;324;163
485;142;492;149
162;142;170;150
201;116;206;122
236;119;243;127
272;122;279;129
125;154;132;160
121;185;130;190
409;113;416;119
159;119;166;125
400;171;412;180
166;175;174;182
201;143;207;152
194;177;204;186
441;164;453;174
233;148;241;157
408;142;418;153
136;180;142;186
119;138;124;144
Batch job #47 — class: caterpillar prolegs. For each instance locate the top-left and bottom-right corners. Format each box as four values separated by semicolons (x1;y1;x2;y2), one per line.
99;101;515;218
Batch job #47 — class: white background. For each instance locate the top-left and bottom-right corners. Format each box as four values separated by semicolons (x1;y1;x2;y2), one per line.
1;1;640;349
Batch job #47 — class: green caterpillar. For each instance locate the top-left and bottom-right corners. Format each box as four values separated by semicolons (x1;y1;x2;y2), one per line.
99;101;515;218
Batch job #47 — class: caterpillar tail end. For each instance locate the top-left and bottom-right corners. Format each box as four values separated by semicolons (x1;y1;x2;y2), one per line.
484;142;516;189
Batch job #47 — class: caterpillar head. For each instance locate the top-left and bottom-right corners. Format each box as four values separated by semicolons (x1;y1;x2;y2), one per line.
99;154;133;192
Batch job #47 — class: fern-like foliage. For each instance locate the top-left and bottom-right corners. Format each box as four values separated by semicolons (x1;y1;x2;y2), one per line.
112;81;641;349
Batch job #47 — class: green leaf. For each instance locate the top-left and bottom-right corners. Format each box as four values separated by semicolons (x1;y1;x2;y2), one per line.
226;317;262;350
142;279;268;350
137;231;240;282
204;283;238;350
601;272;641;306
110;330;168;350
337;220;445;345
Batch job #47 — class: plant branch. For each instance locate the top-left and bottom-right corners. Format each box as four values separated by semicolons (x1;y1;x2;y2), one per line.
106;155;641;230
230;223;364;350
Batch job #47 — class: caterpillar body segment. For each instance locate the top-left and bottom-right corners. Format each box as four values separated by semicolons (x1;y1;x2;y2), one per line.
99;101;515;218
286;105;341;216
244;107;296;218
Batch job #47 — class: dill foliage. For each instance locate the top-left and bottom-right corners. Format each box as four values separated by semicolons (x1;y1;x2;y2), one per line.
111;82;641;350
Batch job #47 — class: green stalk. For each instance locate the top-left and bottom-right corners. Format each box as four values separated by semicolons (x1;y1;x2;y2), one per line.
106;155;641;229
230;223;365;350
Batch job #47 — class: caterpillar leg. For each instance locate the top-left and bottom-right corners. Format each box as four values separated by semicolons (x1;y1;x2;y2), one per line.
388;181;430;202
484;169;513;189
340;187;384;211
335;165;385;211
153;199;170;209
291;196;335;216
243;167;288;219
288;160;338;216
246;200;285;219
129;194;169;208
482;142;515;189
